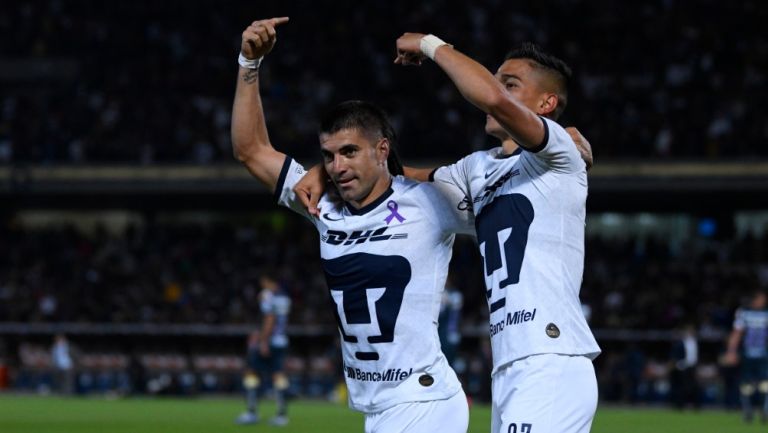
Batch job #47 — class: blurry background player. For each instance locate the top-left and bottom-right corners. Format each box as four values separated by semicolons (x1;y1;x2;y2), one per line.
236;271;292;426
438;275;463;368
51;334;74;395
724;290;768;423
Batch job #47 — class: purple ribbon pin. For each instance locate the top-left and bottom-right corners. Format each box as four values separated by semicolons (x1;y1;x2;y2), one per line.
384;200;405;224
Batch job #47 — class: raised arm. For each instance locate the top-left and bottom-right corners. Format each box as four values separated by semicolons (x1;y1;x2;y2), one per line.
395;33;545;150
231;17;290;191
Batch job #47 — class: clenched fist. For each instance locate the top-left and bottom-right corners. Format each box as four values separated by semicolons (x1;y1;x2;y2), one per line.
394;32;427;66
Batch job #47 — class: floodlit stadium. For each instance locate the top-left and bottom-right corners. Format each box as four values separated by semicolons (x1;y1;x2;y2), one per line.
1;1;766;432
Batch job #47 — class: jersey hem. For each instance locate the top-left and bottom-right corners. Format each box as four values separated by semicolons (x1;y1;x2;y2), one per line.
349;385;463;414
491;350;601;376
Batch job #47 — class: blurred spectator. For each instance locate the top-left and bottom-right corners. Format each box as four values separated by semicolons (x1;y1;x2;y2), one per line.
1;0;766;165
669;323;701;409
1;218;767;331
51;334;74;394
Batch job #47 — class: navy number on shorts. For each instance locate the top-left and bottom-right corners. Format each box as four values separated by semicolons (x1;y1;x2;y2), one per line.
322;253;411;361
475;194;534;314
508;423;532;433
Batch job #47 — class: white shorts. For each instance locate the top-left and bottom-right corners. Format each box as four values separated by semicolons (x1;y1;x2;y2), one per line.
364;389;468;433
491;354;597;433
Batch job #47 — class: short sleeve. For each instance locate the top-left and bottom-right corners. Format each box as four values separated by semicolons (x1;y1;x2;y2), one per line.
525;117;585;174
430;153;475;214
274;156;315;223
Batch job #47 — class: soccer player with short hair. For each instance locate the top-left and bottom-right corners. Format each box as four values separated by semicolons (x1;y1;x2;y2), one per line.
392;35;601;433
236;271;292;426
724;290;768;423
232;18;475;433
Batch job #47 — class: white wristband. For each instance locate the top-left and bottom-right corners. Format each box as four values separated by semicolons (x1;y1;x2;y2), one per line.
420;34;450;60
238;52;263;69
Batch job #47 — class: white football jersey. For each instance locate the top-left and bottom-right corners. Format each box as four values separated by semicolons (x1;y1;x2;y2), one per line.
433;117;601;374
275;156;473;413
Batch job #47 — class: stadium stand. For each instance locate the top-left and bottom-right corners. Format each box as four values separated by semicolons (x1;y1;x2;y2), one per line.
0;0;766;164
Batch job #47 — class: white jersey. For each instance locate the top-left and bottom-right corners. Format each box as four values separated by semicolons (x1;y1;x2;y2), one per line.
275;156;473;413
433;117;601;374
260;289;292;348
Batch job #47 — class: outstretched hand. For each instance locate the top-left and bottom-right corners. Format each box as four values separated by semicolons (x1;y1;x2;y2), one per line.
241;17;290;60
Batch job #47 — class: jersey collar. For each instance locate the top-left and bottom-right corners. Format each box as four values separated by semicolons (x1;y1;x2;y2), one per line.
498;146;523;159
345;181;395;216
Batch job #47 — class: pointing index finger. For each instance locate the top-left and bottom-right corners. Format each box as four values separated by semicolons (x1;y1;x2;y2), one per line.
269;17;290;26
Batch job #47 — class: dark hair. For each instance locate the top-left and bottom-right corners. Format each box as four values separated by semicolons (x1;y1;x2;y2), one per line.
505;42;572;120
319;100;403;176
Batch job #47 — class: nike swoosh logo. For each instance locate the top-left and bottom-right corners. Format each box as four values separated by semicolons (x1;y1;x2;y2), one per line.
322;213;343;222
484;169;498;179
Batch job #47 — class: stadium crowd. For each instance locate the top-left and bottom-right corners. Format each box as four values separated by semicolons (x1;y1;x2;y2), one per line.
1;217;764;405
1;0;766;164
1;218;765;332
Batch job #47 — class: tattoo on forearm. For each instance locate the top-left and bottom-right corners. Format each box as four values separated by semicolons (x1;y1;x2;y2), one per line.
243;69;259;84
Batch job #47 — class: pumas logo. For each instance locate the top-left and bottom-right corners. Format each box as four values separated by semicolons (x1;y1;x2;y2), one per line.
321;227;408;245
322;213;343;222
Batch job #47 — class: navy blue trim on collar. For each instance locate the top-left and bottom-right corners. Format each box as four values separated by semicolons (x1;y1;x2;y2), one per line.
498;147;523;159
345;181;394;216
428;168;439;182
528;116;550;153
273;155;292;202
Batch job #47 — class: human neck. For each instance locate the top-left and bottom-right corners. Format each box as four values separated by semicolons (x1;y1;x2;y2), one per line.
348;175;393;210
500;138;520;155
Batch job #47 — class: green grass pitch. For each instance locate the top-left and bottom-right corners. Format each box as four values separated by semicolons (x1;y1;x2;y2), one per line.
0;395;755;433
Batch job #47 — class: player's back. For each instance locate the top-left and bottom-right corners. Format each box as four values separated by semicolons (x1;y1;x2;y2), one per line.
275;157;473;412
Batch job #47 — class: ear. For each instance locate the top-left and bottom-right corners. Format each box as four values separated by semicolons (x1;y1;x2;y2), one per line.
376;138;390;165
539;93;559;117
